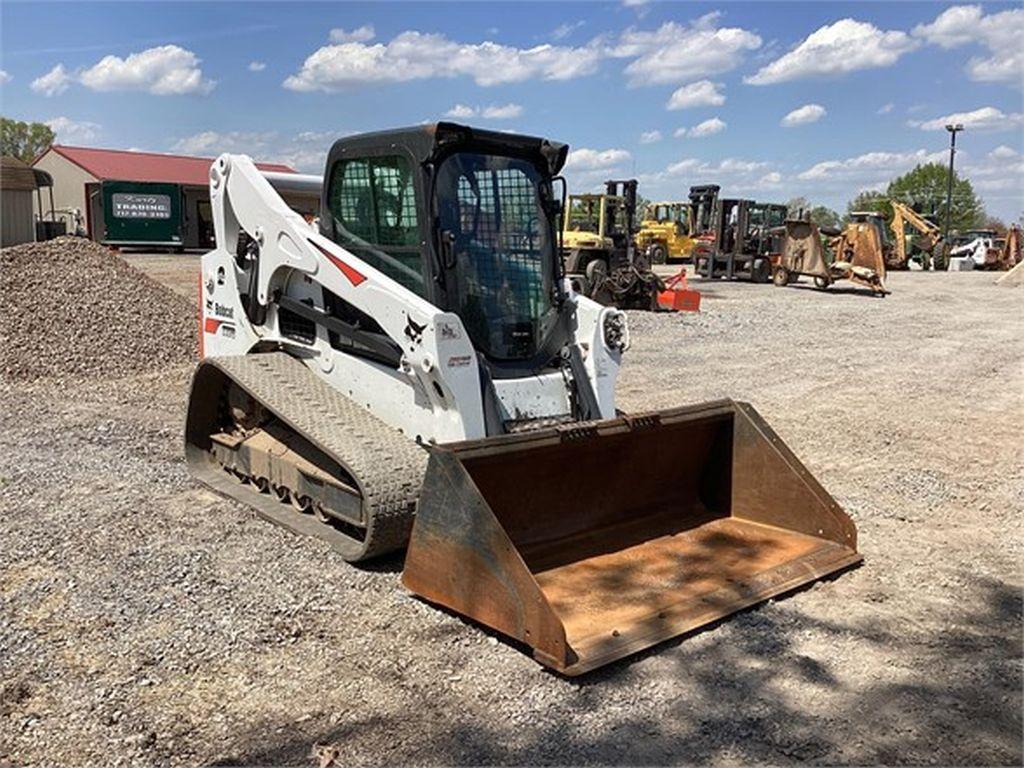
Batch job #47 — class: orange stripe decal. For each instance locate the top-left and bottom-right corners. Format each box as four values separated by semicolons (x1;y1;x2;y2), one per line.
204;317;222;334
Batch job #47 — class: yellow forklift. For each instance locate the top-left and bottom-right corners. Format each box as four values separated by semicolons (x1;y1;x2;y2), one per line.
636;201;694;263
561;180;661;309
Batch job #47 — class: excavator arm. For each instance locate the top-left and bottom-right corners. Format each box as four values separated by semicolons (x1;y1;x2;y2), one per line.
891;201;942;268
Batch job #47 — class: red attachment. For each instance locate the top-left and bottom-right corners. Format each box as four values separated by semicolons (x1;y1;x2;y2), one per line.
657;270;701;312
309;239;367;287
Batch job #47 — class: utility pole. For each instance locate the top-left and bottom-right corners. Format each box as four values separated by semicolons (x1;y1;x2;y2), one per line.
943;123;964;269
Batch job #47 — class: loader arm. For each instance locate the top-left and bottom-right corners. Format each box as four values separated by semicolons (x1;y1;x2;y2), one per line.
206;153;486;441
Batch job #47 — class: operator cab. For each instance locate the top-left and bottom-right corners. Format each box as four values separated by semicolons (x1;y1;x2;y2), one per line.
320;123;571;374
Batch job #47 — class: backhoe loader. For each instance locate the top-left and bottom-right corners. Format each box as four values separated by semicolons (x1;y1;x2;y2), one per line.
890;201;944;270
185;123;860;675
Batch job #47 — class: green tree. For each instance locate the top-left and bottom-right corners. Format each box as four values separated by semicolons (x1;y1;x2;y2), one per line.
983;215;1007;237
785;197;839;229
808;205;841;229
0;117;55;163
635;193;652;219
846;189;890;221
885;163;984;232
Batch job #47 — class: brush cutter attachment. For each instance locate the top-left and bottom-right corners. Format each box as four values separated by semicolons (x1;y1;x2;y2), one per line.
402;400;860;675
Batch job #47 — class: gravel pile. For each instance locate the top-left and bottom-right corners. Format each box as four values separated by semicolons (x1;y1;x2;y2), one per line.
1;237;197;382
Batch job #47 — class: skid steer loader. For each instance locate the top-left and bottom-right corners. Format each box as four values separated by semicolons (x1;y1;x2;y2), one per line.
186;123;860;675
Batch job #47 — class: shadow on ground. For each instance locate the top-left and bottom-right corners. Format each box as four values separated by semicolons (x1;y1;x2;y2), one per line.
205;574;1022;766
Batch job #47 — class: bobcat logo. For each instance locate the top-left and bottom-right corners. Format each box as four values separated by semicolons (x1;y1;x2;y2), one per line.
404;316;426;343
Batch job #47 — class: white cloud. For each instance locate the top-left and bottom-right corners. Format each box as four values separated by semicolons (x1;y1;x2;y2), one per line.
990;145;1019;160
444;104;477;119
443;103;523;120
797;148;947;182
912;5;983;48
31;64;72;97
913;5;1024;84
248;61;266;72
172;130;275;156
286;16;762;92
676;117;727;138
622;0;651;19
564;147;631;171
76;45;215;94
278;131;342;172
665;80;725;110
877;102;894;115
285;30;603;90
0;70;11;85
636;155;781;200
611;16;761;86
329;25;376;44
961;145;1024;203
551;21;585;41
746;19;918;85
44;116;101;143
918;107;1024;132
481;103;522;119
639;130;662;144
781;103;827;127
675;158;765;175
171;129;335;173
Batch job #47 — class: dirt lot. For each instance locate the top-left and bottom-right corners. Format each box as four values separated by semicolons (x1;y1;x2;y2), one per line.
2;255;1021;767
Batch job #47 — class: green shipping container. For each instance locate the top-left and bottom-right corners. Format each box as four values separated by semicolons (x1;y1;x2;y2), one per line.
101;181;183;247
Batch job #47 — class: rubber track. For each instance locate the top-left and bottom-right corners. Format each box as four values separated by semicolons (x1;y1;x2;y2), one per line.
203;353;428;560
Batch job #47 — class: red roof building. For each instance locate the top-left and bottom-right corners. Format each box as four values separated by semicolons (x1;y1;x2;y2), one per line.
37;145;296;186
32;145;302;245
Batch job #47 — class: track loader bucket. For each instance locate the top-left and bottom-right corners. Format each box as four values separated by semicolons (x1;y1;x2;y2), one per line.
403;400;860;675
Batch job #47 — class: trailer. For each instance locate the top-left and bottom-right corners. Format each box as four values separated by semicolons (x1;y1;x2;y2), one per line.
100;181;187;250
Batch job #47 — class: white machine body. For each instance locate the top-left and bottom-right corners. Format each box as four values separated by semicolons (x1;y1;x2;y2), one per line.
198;154;626;445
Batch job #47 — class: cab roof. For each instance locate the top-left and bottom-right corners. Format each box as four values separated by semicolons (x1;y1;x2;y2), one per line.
325;122;568;176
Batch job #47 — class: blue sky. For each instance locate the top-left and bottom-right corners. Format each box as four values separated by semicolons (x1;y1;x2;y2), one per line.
2;1;1022;219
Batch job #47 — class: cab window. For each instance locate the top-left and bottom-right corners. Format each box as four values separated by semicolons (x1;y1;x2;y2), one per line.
327;155;424;294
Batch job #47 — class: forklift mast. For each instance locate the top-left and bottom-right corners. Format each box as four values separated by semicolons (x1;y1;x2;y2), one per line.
688;184;721;236
605;179;639;235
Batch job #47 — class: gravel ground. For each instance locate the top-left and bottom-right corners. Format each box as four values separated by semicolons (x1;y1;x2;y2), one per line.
1;258;1021;767
0;238;196;382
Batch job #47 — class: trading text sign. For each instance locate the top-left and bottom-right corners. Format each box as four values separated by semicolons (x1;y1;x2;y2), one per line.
111;193;172;220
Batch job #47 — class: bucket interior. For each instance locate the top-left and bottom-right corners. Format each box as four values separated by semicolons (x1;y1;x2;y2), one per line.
454;411;849;654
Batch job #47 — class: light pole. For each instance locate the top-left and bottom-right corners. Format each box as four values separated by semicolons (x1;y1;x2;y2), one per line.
943;123;964;268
